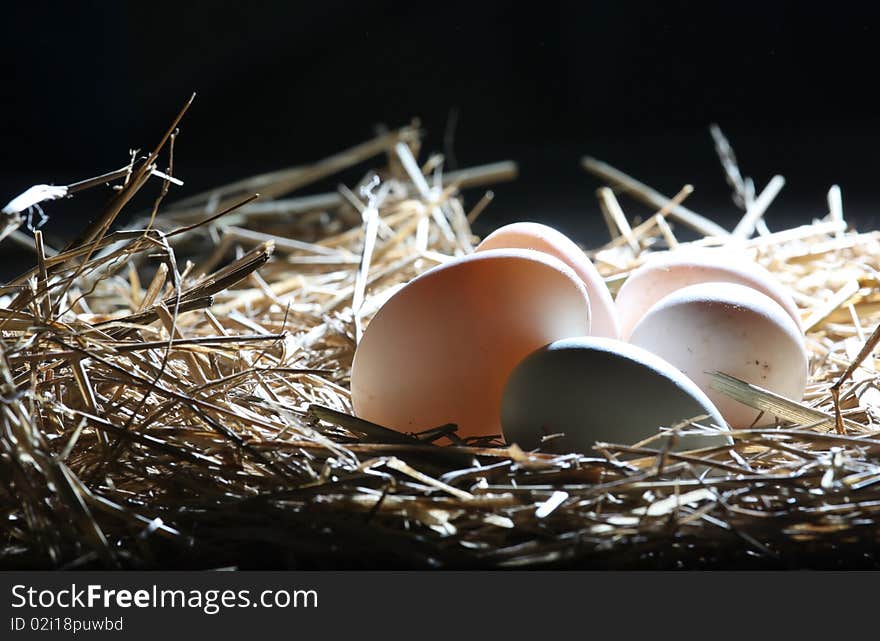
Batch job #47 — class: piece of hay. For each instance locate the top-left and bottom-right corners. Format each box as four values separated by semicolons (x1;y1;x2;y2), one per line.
2;112;880;570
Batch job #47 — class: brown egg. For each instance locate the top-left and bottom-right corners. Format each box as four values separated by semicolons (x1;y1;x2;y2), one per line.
615;248;802;340
476;222;620;338
629;282;808;427
351;248;591;438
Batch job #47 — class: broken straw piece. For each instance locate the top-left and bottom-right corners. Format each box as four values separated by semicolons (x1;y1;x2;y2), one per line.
581;156;730;238
731;175;786;239
2;184;68;215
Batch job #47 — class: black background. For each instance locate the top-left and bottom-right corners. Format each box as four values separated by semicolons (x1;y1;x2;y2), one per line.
3;1;880;252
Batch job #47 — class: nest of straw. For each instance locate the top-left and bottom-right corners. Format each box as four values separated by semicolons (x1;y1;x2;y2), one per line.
3;103;880;569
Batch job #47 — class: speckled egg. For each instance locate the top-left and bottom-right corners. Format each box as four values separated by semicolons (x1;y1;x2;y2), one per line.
629;282;808;427
615;249;802;340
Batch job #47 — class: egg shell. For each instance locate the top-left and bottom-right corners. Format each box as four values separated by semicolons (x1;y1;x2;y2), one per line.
351;248;591;438
501;336;730;453
476;222;620;338
614;249;802;339
629;282;808;428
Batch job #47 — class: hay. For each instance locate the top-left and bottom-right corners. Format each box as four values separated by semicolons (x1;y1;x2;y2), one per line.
2;110;880;569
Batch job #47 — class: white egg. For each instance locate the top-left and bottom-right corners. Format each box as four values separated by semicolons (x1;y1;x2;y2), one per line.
629;282;808;427
614;249;802;340
501;337;730;453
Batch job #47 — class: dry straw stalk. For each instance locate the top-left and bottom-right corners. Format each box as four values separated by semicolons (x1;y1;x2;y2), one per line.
2;112;879;569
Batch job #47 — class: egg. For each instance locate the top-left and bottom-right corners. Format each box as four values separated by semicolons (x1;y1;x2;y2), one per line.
351;248;591;438
614;249;802;339
629;282;808;427
476;222;620;338
501;337;730;453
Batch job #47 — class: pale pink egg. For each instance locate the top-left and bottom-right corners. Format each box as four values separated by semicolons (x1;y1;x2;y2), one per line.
351;248;591;438
476;222;619;338
629;282;808;428
615;249;802;340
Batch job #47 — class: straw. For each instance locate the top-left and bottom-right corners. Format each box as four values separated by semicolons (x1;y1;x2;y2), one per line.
2;113;880;570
